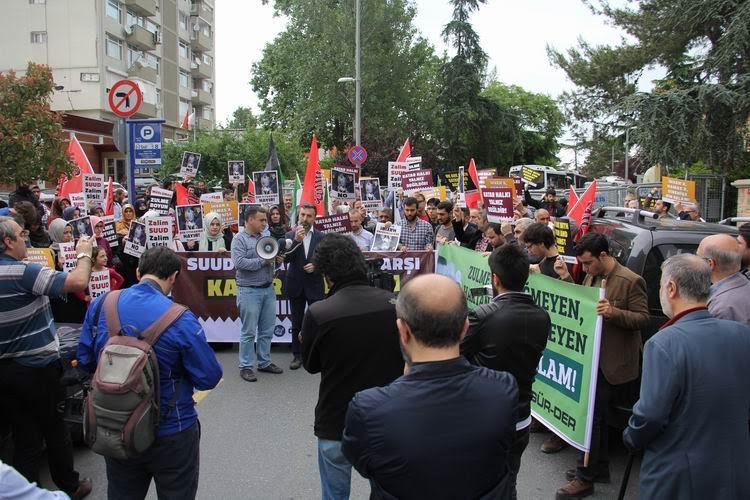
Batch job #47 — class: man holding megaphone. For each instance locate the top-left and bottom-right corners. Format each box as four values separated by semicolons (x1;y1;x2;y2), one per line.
283;203;325;370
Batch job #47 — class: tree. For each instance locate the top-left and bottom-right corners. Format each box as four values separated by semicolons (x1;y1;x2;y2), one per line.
252;0;444;175
226;106;258;130
0;63;74;185
481;82;564;166
548;0;750;176
160;128;304;187
438;0;521;169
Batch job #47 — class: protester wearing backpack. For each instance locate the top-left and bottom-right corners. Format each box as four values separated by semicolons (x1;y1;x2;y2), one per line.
77;246;223;500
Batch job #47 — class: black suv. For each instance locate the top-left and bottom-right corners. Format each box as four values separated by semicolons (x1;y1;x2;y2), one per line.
589;207;739;341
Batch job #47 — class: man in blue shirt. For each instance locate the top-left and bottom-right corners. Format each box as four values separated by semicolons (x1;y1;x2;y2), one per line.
232;205;284;381
0;216;95;499
78;246;223;499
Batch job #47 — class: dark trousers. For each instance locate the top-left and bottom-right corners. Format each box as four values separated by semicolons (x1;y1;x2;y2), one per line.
289;295;320;357
0;359;80;494
508;427;530;500
105;421;201;500
576;370;616;482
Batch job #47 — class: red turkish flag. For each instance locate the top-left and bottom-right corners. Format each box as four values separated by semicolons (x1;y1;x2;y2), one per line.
396;137;411;162
567;180;597;228
104;176;115;216
465;158;482;209
246;178;256;202
58;136;94;198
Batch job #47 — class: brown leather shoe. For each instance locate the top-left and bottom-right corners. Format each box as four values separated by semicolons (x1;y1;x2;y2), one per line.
70;478;93;500
555;479;593;499
541;434;567;454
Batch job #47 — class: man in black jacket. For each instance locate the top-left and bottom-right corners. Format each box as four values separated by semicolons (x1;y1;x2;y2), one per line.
461;243;551;499
342;274;519;500
300;233;403;500
524;187;565;217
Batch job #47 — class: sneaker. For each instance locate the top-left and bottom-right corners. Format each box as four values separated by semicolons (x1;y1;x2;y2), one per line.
258;363;283;374
240;368;257;382
290;357;302;370
565;468;610;483
555;479;594;499
541;434;567;454
70;478;93;500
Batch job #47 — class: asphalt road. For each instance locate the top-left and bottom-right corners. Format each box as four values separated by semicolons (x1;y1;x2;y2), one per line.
41;346;640;500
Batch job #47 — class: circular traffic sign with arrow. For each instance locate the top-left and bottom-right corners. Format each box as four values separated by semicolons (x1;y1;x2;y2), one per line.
108;79;143;118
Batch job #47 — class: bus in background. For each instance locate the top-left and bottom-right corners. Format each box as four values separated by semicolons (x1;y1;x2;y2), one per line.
508;165;587;199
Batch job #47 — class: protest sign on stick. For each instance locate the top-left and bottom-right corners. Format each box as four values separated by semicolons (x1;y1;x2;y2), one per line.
661;176;696;204
60;242;77;272
359;178;382;212
313;214;352;234
331;167;357;202
89;270;111;298
401;169;434;195
520;166;543;187
253;170;280;205
180;152;201;177
124;222;147;258
176;205;204;241
387;162;409;189
69;193;86;210
145;217;174;248
83;173;104;207
554;218;576;264
227;161;245;185
481;187;514;222
371;223;401;251
202;201;238;227
148;187;173;215
102;216;119;247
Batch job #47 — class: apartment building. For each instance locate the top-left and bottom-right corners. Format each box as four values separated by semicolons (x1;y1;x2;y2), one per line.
0;0;215;183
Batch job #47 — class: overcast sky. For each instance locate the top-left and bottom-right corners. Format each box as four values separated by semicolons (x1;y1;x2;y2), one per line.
215;0;642;161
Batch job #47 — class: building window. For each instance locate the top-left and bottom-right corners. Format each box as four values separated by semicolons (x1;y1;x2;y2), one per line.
179;11;189;31
179;41;189;59
202;107;212;120
201;80;212;93
201;24;211;37
179;70;189;88
179;99;190;118
146;20;159;34
156;89;161;105
202;54;213;66
106;35;123;60
30;31;47;44
106;0;121;22
146;53;160;72
29;0;47;4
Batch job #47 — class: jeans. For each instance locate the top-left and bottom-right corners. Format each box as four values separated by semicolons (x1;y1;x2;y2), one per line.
237;285;276;370
105;421;201;500
0;359;80;495
318;439;352;500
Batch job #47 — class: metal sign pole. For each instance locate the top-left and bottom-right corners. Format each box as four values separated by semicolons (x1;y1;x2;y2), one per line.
126;120;136;204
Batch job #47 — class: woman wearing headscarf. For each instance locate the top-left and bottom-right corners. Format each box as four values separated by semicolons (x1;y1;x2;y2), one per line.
50;197;70;223
48;218;72;253
62;206;79;221
116;203;135;236
47;218;87;322
268;205;289;241
134;198;148;218
197;212;233;253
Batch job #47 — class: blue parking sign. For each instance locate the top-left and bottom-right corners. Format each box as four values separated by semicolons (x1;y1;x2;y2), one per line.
128;119;164;170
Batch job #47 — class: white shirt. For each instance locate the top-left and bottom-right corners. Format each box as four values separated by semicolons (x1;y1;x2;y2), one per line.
350;228;374;251
303;228;313;257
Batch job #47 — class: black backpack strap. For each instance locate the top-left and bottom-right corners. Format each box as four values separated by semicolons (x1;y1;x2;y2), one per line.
90;292;109;341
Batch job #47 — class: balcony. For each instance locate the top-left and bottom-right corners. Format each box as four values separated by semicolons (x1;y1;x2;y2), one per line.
190;31;212;52
190;61;212;80
128;62;158;83
190;1;213;22
191;89;213;106
133;102;158;118
196;117;213;130
123;0;157;17
126;24;156;51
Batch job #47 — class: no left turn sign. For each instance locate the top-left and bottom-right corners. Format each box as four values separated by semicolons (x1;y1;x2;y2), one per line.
108;79;143;118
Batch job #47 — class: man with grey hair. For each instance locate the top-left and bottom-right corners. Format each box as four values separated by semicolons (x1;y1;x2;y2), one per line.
0;216;95;498
624;254;750;499
696;233;750;325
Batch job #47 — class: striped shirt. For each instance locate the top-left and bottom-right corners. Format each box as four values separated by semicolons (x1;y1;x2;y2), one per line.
0;254;67;367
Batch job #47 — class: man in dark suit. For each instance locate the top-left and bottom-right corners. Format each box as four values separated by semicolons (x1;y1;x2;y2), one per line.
342;274;519;500
284;202;324;369
461;243;551;499
624;254;750;499
557;232;650;499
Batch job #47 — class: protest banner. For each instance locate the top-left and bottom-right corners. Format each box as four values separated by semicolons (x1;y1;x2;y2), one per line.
102;216;119;247
661;176;696;204
331;167;357;201
124;222;147;257
333;164;360;183
419;186;448;201
553;218;576;264
520;166;544;187
172;251;435;342
148;187;173;215
435;244;492;310
513;176;524;196
88;270;111;298
69;193;86;210
253;170;280;205
401;169;434;195
371;223;402;251
60;242;77;272
359;178;382;212
202;201;238;227
25;248;55;268
526;273;603;452
455;166;468;207
477;169;495;188
485;176;516;190
70;216;94;241
481;187;514;222
388;161;409;189
83;173;104;206
199;192;223;203
227;161;245;185
176;205;204;241
180;152;201;177
313;214;351;234
145;217;174;248
441;168;477;193
406;156;422;170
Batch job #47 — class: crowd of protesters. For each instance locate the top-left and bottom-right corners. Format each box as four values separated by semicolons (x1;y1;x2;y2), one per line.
1;176;750;500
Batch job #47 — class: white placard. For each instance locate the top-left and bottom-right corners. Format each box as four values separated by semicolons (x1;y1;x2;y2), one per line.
124;222;147;258
371;223;402;252
180;151;201;177
228;161;245;185
145;216;174;248
60;242;77;272
88;270;111;298
83;173;104;206
252;170;280;205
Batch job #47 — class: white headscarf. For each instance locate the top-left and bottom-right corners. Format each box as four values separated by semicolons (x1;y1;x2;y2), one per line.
199;212;226;252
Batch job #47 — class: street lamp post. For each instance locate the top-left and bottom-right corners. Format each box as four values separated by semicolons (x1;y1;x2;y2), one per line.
337;0;361;146
624;127;634;183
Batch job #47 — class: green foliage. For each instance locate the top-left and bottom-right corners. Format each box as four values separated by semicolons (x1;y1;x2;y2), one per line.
482;82;564;166
160;129;304;187
225;106;258;130
0;63;74;185
549;0;750;176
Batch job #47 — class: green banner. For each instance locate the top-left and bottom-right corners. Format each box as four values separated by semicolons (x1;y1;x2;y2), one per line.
526;273;603;452
436;245;603;452
436;244;492;310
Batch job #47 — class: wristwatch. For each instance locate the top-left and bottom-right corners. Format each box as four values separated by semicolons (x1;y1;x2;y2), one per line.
76;252;92;261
